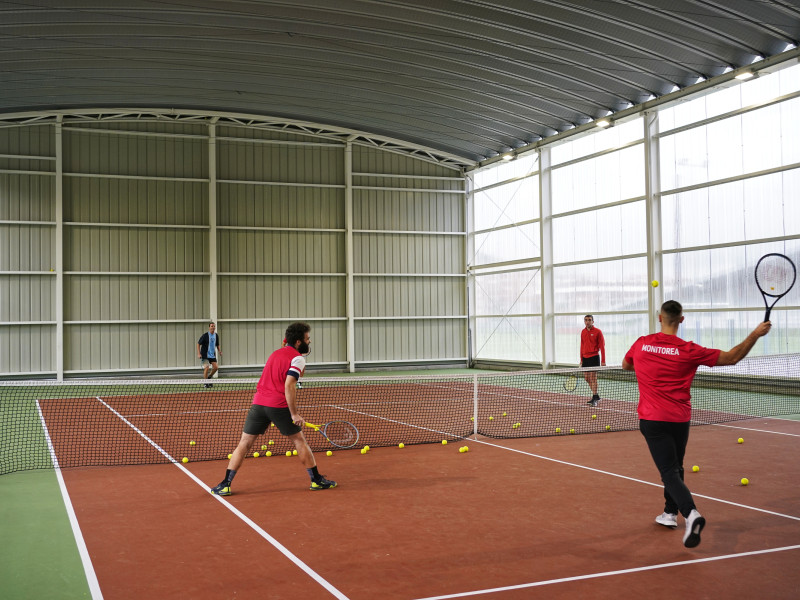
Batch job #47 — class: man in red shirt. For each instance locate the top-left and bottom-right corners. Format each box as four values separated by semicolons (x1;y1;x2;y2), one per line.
210;322;336;496
580;315;606;406
622;300;771;548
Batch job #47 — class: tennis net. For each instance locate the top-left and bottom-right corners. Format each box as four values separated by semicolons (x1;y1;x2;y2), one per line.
1;355;798;475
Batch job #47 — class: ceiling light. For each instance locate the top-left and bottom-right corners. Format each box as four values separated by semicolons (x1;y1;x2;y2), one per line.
501;153;514;161
596;118;611;128
735;70;754;80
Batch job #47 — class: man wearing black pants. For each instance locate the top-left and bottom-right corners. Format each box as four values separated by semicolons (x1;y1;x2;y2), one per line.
622;300;771;548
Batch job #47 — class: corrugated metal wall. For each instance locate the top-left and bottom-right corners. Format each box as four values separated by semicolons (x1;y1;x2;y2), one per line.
0;118;466;377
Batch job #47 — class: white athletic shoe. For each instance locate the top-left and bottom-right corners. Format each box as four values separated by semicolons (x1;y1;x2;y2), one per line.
683;509;706;548
655;512;678;528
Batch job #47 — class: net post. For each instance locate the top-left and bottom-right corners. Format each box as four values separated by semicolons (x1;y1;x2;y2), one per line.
473;373;478;437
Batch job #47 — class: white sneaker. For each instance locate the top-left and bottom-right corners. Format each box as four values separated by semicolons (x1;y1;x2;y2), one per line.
683;509;706;548
655;512;678;528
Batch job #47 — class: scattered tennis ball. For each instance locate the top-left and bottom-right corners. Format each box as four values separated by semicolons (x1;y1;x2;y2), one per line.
469;417;474;422
462;446;469;452
361;448;367;454
442;439;448;445
189;440;196;446
741;477;749;486
737;437;744;444
569;428;576;434
398;443;405;448
227;453;232;459
266;451;272;457
605;425;611;431
181;457;189;463
692;465;700;472
261;444;267;450
459;446;466;453
292;449;298;456
326;450;333;457
253;452;259;458
270;423;276;427
488;416;494;421
285;451;292;457
502;412;507;417
268;440;274;445
555;427;561;433
364;445;370;452
651;280;659;287
591;414;597;420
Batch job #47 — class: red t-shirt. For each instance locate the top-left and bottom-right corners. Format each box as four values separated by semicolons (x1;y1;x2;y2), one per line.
580;327;605;362
624;332;720;422
252;346;306;408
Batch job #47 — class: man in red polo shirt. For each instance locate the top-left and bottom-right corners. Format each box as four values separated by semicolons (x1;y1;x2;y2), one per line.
622;300;771;548
580;315;606;406
210;322;336;496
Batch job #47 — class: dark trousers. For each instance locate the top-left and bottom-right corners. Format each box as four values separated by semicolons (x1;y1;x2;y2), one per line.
639;419;696;518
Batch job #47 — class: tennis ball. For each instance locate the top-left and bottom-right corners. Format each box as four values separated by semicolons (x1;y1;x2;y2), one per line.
591;414;597;419
189;440;196;446
266;451;272;457
463;446;469;452
227;453;233;459
469;417;474;422
442;439;448;445
398;443;405;448
286;451;292;457
261;444;267;450
270;423;276;427
605;425;611;431
268;440;274;445
555;427;561;433
326;450;332;456
292;449;298;456
570;428;576;434
502;412;507;417
360;448;367;454
459;446;466;453
651;280;659;287
364;445;370;452
741;477;749;486
181;457;189;463
738;437;744;444
692;465;700;472
253;452;259;458
488;416;494;421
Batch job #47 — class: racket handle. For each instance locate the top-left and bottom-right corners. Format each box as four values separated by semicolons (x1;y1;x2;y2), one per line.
764;307;772;323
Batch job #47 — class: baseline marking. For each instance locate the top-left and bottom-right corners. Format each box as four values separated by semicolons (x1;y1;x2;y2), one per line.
94;397;350;600
36;400;104;600
411;544;800;600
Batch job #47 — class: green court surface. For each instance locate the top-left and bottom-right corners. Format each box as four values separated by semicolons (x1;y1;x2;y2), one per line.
0;469;91;599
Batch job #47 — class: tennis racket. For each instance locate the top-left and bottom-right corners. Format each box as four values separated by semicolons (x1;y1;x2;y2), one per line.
754;253;796;322
305;421;360;449
563;374;578;392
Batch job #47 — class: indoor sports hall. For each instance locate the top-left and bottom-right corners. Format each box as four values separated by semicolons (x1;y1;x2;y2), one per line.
1;3;799;599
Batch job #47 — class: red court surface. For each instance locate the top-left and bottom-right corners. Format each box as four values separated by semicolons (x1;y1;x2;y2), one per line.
59;418;800;599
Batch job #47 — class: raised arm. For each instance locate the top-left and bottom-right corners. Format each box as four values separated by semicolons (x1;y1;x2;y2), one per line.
715;322;772;366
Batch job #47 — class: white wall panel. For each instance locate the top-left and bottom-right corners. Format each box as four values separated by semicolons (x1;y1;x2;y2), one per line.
1;325;55;373
218;184;343;229
219;276;344;319
353;189;463;232
217;230;344;273
0;174;55;220
217;141;343;185
354;233;464;274
355;319;464;362
0;275;54;321
0;224;54;270
355;276;463;318
223;319;346;366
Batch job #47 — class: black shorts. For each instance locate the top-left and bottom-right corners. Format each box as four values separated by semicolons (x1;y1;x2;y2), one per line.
581;355;600;368
243;404;302;437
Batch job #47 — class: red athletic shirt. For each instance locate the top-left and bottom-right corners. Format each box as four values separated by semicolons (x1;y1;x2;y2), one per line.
624;332;720;422
580;327;605;362
252;346;306;408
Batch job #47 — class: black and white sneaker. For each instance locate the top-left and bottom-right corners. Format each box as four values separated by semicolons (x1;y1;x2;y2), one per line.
587;395;599;407
655;512;678;528
204;382;212;389
683;509;706;548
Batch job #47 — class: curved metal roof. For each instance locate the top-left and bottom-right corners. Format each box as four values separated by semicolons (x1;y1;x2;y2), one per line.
1;0;799;166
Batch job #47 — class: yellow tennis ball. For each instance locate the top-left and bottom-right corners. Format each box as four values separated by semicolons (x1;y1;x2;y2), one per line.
286;451;292;457
651;280;659;287
189;440;196;446
261;444;267;450
591;414;597;419
266;451;272;457
741;477;749;486
605;425;611;431
292;449;298;456
555;427;561;433
502;412;507;417
463;446;469;452
360;448;367;454
459;446;466;453
398;443;405;448
268;440;274;445
570;428;576;434
227;453;232;459
270;423;276;427
326;450;332;456
738;437;744;444
488;416;494;421
442;439;448;445
692;465;700;472
469;417;474;422
364;445;370;452
181;457;189;463
253;452;259;458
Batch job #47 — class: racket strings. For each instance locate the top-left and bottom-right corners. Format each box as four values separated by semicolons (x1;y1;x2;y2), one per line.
756;255;796;296
324;421;357;445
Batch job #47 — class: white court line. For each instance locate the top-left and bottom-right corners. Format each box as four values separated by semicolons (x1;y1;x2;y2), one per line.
411;544;800;600
711;422;800;437
35;400;104;600
93;397;350;600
